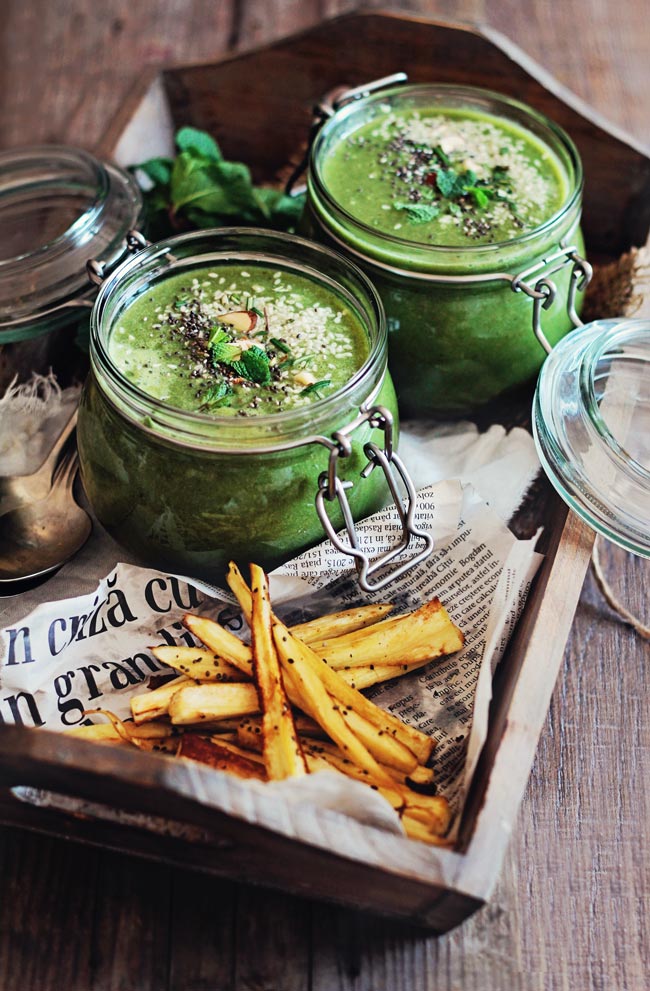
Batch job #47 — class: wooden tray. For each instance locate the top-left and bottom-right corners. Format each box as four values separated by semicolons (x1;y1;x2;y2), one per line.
1;12;648;933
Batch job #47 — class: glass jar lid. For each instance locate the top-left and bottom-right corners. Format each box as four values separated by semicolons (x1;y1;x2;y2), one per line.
533;317;650;557
0;146;142;337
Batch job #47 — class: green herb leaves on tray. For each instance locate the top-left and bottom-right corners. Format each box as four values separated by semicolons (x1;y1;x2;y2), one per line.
132;126;305;240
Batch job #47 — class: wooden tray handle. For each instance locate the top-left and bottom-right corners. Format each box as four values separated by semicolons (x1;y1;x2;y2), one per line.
0;724;225;830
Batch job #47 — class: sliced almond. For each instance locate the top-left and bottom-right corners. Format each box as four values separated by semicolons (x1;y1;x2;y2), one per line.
293;370;316;387
220;310;258;333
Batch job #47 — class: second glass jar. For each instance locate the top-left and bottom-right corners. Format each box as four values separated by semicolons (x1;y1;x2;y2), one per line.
306;84;587;416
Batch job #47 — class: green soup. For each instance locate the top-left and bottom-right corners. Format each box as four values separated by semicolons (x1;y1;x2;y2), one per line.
78;231;397;581
322;107;568;248
307;85;586;415
109;266;368;416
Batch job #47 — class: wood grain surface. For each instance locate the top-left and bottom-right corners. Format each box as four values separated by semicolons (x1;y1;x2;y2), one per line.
1;1;649;989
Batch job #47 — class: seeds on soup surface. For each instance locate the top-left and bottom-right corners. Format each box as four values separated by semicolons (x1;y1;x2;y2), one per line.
325;107;566;246
109;266;368;416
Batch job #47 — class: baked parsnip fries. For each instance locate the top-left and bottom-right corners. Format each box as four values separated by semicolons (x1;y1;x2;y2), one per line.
72;561;464;846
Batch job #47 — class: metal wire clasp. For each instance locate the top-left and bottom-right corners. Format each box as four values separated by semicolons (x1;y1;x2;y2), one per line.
86;229;150;286
285;72;408;197
314;405;434;592
511;243;593;355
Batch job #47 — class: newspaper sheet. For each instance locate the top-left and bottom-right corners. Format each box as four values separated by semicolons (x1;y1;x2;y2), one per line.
0;476;542;841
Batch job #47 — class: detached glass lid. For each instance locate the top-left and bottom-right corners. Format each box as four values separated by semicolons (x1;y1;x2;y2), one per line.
0;146;142;336
534;317;650;557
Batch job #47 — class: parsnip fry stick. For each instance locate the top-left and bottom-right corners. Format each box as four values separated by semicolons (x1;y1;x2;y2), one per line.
341;708;418;773
303;744;449;836
274;622;435;764
65;723;131;745
338;659;439;691
402;815;453;847
313;599;464;670
131;675;193;724
169;683;259;725
150;645;248;683
209;736;266;765
225;568;437;763
183;615;253;678
178;735;266;780
227;561;394;642
250;564;306;779
272;623;396;786
290;604;395;643
226;562;253;622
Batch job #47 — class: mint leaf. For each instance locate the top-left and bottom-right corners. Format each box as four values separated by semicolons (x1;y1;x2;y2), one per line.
211;340;242;364
131;127;306;237
209;327;230;346
394;201;440;224
255;187;305;227
200;381;232;410
171;154;259;216
136;157;173;186
436;167;480;200
239;345;271;385
176;127;222;161
466;186;490;209
436;168;459;198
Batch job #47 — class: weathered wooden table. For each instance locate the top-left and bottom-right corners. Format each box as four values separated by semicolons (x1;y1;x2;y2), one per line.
1;1;648;988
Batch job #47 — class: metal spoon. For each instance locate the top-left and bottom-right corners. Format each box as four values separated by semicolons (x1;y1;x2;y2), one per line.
0;444;92;584
0;407;78;517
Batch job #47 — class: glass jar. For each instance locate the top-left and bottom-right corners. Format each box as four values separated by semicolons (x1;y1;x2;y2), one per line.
534;318;650;557
77;229;414;584
0;146;142;392
305;83;589;416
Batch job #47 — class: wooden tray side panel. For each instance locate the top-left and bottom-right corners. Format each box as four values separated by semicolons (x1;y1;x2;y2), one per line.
162;12;650;255
0;728;480;931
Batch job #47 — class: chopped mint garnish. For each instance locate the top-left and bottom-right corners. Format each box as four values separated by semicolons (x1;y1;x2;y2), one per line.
199;381;232;410
301;379;331;397
434;144;451;166
231;345;272;385
466;186;490;209
209;326;229;346
211;340;242;364
270;337;292;354
394;202;440;223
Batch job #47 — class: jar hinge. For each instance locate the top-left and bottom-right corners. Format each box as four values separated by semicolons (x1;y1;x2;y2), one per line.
284;73;408;198
314;404;434;592
511;243;593;355
86;229;151;286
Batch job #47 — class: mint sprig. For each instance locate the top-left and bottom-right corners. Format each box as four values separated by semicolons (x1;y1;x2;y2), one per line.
132;128;305;240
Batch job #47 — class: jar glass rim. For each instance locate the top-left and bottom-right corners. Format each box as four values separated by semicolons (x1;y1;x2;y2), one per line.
0;145;142;332
310;82;584;257
0;146;109;271
89;227;388;450
534;317;650;558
